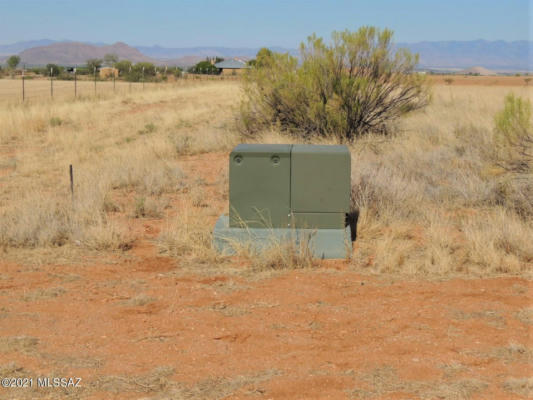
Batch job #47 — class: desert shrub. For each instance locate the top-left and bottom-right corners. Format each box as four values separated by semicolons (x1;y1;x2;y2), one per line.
494;93;532;172
125;62;156;82
6;55;20;70
115;60;132;76
86;58;102;73
241;27;429;140
188;60;220;75
49;116;63;127
493;93;533;216
134;197;162;218
45;64;63;77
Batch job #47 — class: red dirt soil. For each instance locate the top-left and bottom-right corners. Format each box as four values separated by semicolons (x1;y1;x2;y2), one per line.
0;152;531;400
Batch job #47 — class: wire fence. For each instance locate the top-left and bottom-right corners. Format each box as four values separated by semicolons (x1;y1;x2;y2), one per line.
0;73;240;104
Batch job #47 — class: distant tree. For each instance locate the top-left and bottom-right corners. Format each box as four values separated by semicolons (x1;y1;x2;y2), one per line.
255;47;273;67
86;58;103;73
124;62;156;81
444;77;454;85
172;66;183;78
189;60;219;74
45;63;63;77
525;77;531;86
115;60;132;75
103;53;119;67
133;62;156;76
7;55;20;70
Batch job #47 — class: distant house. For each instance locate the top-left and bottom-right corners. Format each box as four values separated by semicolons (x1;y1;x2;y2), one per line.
214;59;248;75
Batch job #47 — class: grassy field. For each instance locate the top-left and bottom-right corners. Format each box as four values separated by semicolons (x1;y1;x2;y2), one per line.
1;79;531;275
0;79;531;399
0;74;528;104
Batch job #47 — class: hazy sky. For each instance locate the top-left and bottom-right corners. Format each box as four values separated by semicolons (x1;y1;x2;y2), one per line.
0;0;530;47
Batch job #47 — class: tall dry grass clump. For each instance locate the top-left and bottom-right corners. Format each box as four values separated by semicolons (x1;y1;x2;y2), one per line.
350;86;533;275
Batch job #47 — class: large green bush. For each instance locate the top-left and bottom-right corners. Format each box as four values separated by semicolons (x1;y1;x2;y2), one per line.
45;63;63;77
125;62;156;82
188;60;220;75
115;60;132;76
241;27;429;140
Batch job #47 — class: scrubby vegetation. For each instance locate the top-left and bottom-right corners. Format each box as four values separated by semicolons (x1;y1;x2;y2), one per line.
241;27;429;140
188;58;223;75
0;82;238;256
0;74;530;275
350;88;532;274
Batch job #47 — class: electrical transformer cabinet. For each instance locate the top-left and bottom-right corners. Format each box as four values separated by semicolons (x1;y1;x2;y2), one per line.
215;143;352;259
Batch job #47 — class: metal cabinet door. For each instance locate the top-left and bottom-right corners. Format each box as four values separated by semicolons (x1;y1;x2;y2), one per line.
229;144;292;228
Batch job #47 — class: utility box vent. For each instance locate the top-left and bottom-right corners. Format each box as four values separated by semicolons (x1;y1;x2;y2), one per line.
229;144;350;229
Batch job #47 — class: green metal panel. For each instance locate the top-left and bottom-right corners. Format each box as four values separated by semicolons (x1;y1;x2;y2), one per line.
291;212;345;229
290;145;350;229
229;144;292;228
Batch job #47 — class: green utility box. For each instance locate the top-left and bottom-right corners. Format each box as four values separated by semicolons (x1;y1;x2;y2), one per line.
214;144;352;259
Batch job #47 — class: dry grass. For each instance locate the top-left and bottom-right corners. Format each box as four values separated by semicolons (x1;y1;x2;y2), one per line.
502;377;533;397
350;85;533;276
350;365;488;400
21;286;66;302
0;336;39;354
0;81;240;256
123;294;156;307
515;308;533;325
490;342;533;364
94;367;280;399
158;200;217;262
0;79;531;276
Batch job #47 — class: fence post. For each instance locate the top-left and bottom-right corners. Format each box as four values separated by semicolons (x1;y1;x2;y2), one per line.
94;66;97;95
74;67;77;98
142;66;145;90
22;64;25;102
69;164;74;204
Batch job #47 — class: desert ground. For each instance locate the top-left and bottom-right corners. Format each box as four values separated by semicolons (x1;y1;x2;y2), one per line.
0;78;531;399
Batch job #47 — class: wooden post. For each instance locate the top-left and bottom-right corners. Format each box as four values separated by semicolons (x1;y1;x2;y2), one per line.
94;66;97;95
50;67;53;98
74;67;77;98
142;66;145;90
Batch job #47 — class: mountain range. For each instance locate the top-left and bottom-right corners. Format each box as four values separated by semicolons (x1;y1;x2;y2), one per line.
0;39;530;71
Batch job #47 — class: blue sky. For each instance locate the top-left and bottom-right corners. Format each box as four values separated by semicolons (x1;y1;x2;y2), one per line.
0;0;530;47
